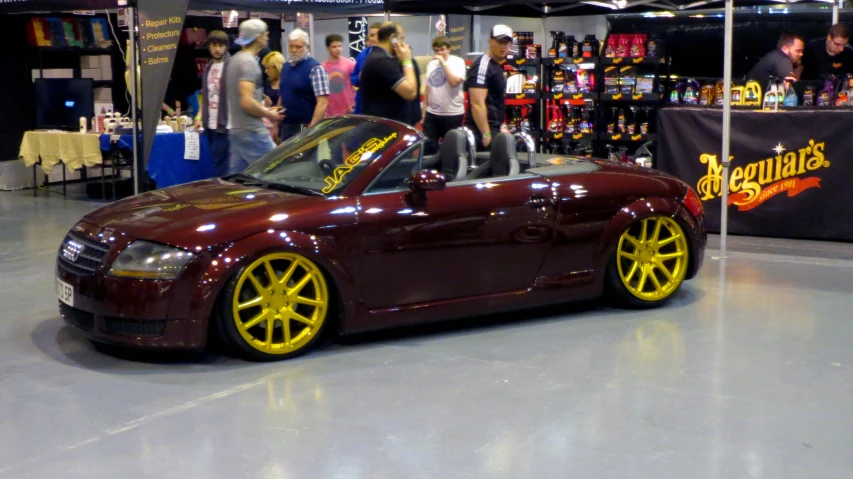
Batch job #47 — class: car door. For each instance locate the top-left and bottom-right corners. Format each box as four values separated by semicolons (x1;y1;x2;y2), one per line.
356;155;556;309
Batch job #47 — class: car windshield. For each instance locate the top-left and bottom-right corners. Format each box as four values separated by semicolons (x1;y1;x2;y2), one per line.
241;117;404;196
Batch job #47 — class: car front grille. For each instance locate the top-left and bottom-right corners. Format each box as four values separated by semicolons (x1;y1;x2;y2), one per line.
59;303;95;331
57;231;111;276
103;318;167;338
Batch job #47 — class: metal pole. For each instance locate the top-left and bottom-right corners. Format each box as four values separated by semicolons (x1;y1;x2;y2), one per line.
384;11;390;22
833;0;839;24
308;13;314;49
719;0;733;259
129;7;140;196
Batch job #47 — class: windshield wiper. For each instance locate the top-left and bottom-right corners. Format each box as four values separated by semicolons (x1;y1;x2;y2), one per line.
262;182;325;197
226;173;265;185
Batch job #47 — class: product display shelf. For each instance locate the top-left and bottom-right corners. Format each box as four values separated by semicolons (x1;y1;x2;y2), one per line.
600;56;667;66
540;52;600;155
595;49;670;156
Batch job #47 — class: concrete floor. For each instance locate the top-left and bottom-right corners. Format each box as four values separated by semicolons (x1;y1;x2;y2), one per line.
1;187;852;478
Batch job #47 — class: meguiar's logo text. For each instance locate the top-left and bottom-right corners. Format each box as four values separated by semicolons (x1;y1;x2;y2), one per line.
697;140;829;211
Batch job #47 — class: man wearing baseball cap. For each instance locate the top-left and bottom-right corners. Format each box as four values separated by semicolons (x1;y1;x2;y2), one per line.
464;24;513;150
224;19;284;174
194;30;231;177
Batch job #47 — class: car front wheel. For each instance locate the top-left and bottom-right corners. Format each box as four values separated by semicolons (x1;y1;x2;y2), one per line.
218;252;331;361
606;215;690;309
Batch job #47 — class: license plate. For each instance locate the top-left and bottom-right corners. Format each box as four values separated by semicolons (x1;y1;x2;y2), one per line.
57;278;74;307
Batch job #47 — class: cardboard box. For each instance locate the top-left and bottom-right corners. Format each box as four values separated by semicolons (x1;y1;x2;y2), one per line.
81;55;100;69
99;55;112;71
95;87;112;102
81;68;101;80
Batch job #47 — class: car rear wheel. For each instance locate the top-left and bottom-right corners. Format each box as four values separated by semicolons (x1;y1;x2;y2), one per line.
606;215;690;308
218;252;330;361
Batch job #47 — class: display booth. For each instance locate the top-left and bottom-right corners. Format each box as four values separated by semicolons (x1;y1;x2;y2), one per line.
3;0;849;249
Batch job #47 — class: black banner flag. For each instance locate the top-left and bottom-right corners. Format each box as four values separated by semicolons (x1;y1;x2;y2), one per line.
657;107;853;242
137;0;189;190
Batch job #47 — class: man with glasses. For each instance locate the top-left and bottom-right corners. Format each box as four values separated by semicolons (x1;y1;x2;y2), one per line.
801;24;853;80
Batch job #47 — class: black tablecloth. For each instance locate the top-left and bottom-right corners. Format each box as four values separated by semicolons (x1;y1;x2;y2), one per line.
657;107;853;242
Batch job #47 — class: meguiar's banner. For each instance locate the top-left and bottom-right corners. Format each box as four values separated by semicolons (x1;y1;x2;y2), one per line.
657;107;853;241
137;0;189;189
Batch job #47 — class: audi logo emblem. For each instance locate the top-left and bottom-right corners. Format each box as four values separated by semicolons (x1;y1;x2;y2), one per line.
62;240;84;262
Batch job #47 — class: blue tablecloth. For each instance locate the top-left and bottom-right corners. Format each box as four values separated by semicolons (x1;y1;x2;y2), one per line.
99;132;213;189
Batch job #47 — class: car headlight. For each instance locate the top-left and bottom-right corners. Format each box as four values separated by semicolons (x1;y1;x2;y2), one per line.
108;241;195;280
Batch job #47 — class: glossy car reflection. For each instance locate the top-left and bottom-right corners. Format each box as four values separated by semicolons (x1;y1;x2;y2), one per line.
55;116;706;361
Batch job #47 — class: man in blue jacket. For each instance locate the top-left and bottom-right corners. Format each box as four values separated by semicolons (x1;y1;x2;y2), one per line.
280;28;330;142
194;30;231;176
351;22;382;114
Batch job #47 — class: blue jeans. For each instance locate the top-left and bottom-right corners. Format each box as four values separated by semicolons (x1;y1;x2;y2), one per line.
228;130;275;174
205;130;230;177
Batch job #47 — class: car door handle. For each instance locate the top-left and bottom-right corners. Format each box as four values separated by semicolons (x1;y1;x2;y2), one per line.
526;195;548;208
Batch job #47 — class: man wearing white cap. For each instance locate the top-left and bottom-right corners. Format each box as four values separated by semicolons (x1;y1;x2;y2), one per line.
224;19;284;174
464;24;513;150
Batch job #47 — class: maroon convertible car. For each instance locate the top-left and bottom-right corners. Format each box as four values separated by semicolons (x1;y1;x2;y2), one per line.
56;116;706;361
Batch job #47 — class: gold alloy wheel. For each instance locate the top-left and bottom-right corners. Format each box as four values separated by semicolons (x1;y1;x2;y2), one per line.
231;253;329;355
616;216;689;302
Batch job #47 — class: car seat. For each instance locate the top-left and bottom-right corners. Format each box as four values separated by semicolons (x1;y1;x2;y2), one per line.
422;129;468;181
467;133;520;179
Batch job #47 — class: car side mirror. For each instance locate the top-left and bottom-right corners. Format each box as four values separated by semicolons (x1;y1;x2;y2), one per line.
408;170;446;192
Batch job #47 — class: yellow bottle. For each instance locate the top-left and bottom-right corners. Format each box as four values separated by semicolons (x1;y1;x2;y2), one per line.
743;80;762;106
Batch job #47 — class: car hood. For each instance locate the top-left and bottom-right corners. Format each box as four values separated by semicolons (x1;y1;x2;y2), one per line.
83;179;344;249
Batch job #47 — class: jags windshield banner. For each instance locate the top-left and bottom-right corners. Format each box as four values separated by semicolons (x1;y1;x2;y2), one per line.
657;108;853;242
137;0;189;187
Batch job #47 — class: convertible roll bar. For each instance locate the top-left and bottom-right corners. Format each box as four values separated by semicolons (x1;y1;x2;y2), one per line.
456;127;537;170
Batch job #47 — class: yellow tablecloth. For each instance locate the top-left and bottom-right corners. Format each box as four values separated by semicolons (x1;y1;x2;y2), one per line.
18;131;103;174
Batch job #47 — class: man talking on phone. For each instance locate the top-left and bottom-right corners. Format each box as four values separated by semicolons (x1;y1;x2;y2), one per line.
360;22;419;123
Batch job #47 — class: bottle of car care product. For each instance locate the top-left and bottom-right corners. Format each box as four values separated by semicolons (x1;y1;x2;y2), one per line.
730;85;744;105
558;34;569;58
577;69;591;93
582;34;599;59
549;31;561;57
569;35;580;58
607;106;617;134
803;85;816;106
763;81;780;110
682;78;700;104
743;80;762;107
782;85;799;107
617;108;627;133
817;78;834;107
700;84;715;105
714;80;725;106
605;34;618;58
669;79;685;103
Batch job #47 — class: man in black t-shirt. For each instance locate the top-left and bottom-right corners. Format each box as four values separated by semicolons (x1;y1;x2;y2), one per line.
801;23;853;80
465;25;513;150
747;32;804;90
360;22;420;124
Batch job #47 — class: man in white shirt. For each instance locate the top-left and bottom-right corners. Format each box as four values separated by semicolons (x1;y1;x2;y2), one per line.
421;36;466;153
194;30;231;177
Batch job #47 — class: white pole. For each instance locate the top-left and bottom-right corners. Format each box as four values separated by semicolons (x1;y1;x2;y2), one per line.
384;11;390;21
308;13;314;49
129;7;139;196
833;0;839;24
719;0;733;259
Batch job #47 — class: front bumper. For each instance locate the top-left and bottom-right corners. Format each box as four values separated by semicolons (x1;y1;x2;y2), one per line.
55;221;213;351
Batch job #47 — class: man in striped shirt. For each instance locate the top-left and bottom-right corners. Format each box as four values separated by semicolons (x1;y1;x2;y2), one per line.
464;24;513;150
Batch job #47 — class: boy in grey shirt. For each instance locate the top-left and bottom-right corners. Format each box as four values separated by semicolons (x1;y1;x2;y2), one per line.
225;19;283;174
